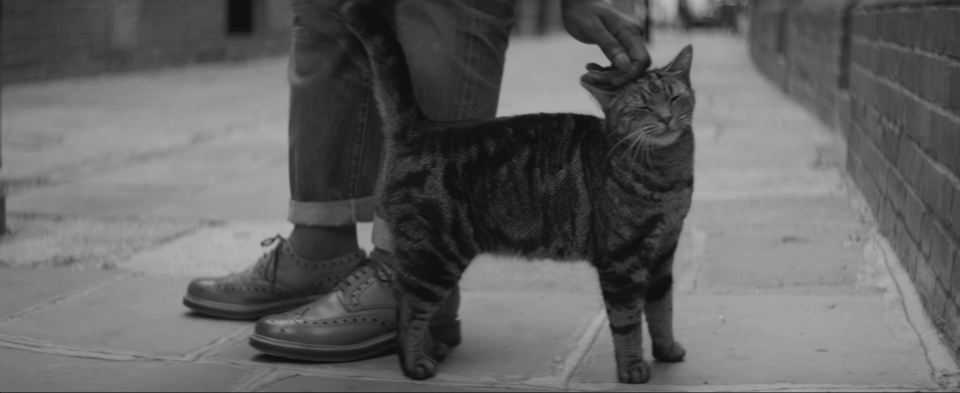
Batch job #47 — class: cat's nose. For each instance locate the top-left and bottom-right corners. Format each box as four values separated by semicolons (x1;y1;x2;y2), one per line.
656;108;672;124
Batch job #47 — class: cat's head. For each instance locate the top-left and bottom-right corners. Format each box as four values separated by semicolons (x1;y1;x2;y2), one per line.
581;45;694;148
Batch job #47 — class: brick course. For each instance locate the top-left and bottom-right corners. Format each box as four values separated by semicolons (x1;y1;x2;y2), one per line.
750;0;960;361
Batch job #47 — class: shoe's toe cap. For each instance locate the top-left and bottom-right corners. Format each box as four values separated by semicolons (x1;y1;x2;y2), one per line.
186;277;242;303
255;307;394;347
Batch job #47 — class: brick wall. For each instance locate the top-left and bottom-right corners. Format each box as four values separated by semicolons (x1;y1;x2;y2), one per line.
749;0;960;361
748;0;790;90
1;0;292;85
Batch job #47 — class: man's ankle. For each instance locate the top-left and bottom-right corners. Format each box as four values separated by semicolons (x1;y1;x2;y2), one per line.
288;224;361;261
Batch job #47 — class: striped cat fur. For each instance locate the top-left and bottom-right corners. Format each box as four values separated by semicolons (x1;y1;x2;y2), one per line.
341;0;694;384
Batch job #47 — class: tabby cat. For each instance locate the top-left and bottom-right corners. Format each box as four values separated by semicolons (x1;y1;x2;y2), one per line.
341;0;694;384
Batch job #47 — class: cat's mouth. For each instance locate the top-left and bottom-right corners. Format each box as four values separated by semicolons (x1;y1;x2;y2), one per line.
647;130;681;146
643;126;681;147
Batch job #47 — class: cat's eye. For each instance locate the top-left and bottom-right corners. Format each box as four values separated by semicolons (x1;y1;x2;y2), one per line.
671;96;687;105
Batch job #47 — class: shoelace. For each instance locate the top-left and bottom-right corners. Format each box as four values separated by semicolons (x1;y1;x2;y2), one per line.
257;234;286;283
335;254;394;292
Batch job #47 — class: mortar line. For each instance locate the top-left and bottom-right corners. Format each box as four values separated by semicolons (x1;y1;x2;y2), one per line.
852;36;960;67
871;231;960;389
684;227;709;295
0;272;135;325
180;323;256;361
0;333;178;362
212;357;566;392
850;62;960;141
559;308;608;390
567;380;930;392
229;367;289;392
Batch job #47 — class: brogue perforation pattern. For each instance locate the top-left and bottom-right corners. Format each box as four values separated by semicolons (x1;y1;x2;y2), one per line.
215;284;285;296
349;276;378;307
292;315;389;327
290;251;362;271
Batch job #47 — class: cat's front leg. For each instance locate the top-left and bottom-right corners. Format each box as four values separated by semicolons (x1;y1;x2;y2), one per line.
393;270;451;380
597;262;651;384
391;231;471;380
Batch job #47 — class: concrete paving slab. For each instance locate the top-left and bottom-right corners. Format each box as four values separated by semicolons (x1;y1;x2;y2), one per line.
682;197;873;294
0;347;253;392
691;167;845;202
143;171;288;221
686;196;866;232
0;215;200;269
570;294;936;390
8;132;288;221
0;267;121;319
693;234;864;292
8;182;191;217
121;221;293;276
460;254;601;295
261;374;546;392
213;290;602;384
1;58;287;182
0;276;250;357
81;132;286;189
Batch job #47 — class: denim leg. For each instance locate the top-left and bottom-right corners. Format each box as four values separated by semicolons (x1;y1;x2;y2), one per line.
287;0;515;240
372;0;516;251
287;0;384;227
393;0;516;121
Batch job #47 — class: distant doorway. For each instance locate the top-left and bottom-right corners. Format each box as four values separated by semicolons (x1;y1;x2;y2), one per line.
227;0;254;35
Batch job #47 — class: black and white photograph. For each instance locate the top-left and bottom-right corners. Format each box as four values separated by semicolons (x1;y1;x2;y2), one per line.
1;0;959;391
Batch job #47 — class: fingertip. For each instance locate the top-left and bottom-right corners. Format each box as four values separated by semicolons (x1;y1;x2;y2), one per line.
614;53;631;73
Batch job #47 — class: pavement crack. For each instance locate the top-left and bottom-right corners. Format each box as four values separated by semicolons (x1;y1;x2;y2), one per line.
229;368;291;392
181;323;256;361
559;308;607;389
0;334;174;362
868;231;956;390
0;272;135;325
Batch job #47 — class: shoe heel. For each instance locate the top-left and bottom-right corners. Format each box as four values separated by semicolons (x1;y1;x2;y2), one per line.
429;319;462;347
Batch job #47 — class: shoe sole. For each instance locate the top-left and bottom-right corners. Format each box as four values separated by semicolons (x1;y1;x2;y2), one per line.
248;319;462;362
183;294;323;320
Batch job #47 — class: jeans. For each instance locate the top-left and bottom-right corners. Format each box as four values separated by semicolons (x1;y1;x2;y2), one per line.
287;0;516;250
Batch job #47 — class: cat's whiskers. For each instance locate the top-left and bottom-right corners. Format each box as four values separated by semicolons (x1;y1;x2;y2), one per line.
641;141;655;167
628;132;650;161
606;133;637;161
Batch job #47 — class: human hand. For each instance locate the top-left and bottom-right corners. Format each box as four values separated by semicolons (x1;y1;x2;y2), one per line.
561;0;651;89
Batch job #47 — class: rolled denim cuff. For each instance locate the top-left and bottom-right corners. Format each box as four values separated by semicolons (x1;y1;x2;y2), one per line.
287;197;375;227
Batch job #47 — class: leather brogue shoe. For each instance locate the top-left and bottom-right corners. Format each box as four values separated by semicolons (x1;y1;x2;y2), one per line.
249;248;461;362
183;235;365;320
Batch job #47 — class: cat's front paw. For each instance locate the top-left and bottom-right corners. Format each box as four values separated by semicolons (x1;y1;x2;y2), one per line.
402;356;438;380
617;360;651;384
652;341;686;362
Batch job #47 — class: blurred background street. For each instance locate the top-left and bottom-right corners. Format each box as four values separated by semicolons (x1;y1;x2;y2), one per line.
1;0;959;391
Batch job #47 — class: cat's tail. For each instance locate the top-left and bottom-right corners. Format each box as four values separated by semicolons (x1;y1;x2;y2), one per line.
341;0;424;140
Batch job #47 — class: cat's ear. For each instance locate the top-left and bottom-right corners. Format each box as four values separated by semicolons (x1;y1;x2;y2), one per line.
580;80;617;109
580;63;621;109
664;45;693;85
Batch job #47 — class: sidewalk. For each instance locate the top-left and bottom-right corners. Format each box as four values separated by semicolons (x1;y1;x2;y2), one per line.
2;30;959;392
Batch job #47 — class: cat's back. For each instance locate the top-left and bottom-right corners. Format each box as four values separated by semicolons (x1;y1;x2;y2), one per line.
409;112;604;150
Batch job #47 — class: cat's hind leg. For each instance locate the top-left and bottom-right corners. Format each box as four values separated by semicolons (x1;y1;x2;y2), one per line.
596;259;651;384
644;268;686;362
